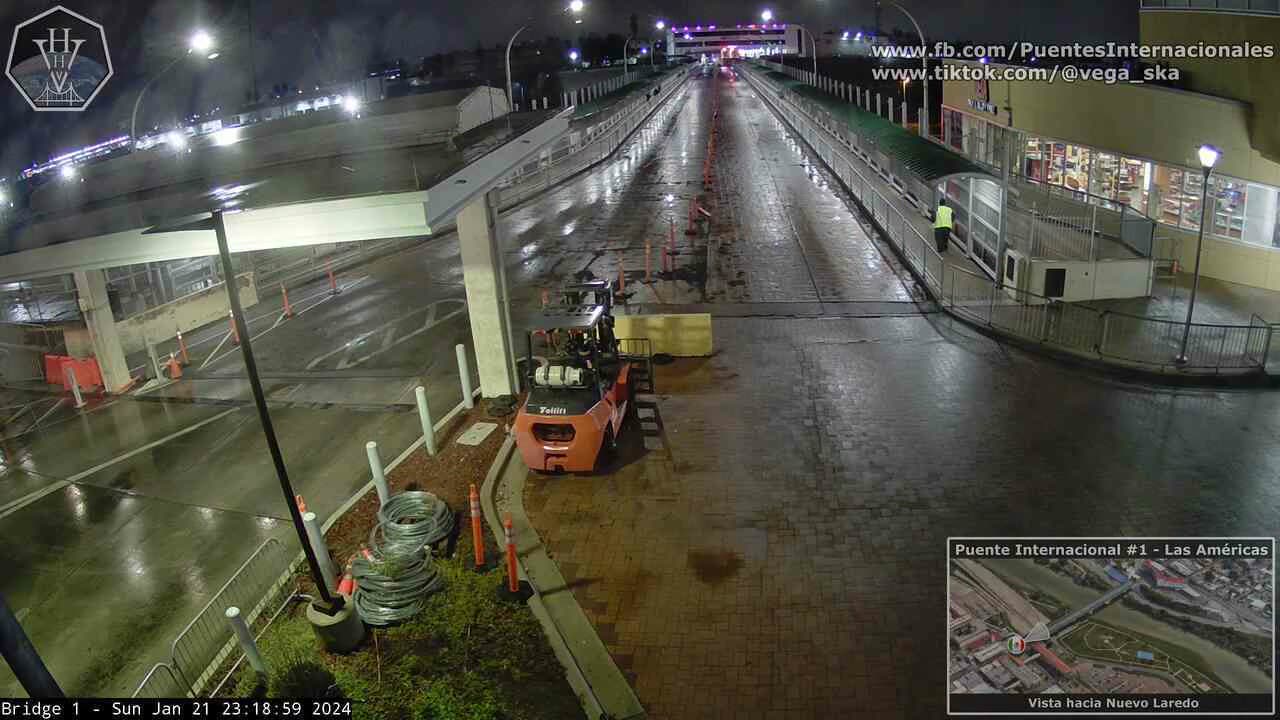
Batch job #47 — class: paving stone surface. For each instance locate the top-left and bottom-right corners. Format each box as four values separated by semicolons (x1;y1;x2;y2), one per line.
522;68;1280;720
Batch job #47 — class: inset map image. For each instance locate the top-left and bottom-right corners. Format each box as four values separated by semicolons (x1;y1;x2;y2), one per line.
947;540;1273;715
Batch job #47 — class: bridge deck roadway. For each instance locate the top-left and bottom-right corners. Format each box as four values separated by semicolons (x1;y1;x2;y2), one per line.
1;64;1278;712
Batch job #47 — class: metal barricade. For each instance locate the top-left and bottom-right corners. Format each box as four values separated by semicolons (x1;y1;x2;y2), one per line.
132;663;188;699
168;538;294;695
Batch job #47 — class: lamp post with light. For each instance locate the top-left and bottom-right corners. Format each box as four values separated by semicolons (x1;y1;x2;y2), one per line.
887;1;928;138
1175;144;1221;366
763;9;816;80
506;1;585;116
130;30;220;143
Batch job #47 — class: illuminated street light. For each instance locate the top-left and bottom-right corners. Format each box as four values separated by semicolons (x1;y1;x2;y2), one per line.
167;130;187;150
342;95;362;114
569;50;579;62
1175;144;1222;365
655;20;665;30
761;9;773;22
842;31;850;40
568;0;585;12
189;30;214;54
131;30;220;141
59;165;76;181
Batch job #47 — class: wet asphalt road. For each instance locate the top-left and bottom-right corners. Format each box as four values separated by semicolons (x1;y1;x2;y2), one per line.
2;64;1279;705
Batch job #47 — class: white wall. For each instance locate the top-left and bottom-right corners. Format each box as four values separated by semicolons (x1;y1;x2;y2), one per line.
115;273;259;355
1026;258;1152;302
457;87;510;135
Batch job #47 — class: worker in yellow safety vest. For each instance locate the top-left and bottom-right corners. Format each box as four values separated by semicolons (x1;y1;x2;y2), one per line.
934;198;953;253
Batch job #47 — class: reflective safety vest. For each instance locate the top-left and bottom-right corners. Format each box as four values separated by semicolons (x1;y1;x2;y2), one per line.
934;205;954;229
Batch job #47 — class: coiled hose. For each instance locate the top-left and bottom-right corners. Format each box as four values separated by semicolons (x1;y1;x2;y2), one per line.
350;492;454;626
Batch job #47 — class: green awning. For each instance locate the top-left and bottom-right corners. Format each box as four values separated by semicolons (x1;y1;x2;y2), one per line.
760;70;995;184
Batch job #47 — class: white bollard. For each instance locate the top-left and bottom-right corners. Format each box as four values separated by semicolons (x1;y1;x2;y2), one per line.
455;344;475;409
302;511;339;593
225;607;268;674
366;441;390;506
415;385;436;456
66;366;86;408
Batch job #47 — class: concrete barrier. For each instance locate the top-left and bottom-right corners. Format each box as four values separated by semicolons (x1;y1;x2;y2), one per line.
115;273;260;355
615;313;713;357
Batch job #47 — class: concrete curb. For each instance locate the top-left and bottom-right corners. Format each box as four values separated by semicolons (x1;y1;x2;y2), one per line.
743;65;1277;390
481;436;645;720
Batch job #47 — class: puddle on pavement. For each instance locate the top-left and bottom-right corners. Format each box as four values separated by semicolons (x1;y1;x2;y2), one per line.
687;548;743;585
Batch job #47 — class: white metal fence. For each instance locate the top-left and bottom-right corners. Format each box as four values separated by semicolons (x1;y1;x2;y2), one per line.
133;537;295;698
746;64;1272;375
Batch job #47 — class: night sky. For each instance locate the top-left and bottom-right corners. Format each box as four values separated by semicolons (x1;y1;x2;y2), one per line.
0;0;1137;175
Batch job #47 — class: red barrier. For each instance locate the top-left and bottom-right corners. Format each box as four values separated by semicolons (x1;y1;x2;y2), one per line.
46;356;103;391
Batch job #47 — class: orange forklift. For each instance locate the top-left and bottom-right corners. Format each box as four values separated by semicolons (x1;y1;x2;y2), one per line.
513;281;652;473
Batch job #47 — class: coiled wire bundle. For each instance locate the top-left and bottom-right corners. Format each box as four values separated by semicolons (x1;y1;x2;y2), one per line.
378;491;455;547
351;492;454;625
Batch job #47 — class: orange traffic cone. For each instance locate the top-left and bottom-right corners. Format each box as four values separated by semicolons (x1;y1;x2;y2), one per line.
338;558;355;595
166;352;183;380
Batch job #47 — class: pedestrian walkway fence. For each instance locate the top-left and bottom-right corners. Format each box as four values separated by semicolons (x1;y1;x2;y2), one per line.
493;67;692;209
757;59;1156;268
746;64;1271;375
133;537;296;698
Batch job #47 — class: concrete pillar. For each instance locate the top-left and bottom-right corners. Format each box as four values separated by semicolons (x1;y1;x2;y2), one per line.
457;191;518;398
72;269;131;392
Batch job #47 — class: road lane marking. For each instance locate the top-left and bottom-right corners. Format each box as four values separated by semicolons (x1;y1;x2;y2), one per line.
307;298;465;371
64;406;241;484
0;406;245;521
0;481;69;519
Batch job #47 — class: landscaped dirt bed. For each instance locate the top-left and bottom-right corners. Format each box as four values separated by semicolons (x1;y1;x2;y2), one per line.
228;406;585;720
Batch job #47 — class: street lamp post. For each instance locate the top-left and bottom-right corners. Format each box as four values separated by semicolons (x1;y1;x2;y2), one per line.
505;2;585;117
505;25;529;114
130;31;218;142
764;11;816;80
624;36;634;83
206;209;346;615
888;2;928;138
1175;144;1221;365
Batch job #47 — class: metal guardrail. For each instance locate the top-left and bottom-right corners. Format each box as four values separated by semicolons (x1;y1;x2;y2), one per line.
1141;0;1280;14
493;68;692;209
132;662;187;699
748;64;1272;375
131;537;295;698
617;337;655;393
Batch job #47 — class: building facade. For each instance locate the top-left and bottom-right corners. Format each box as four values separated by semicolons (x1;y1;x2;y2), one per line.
939;1;1280;292
665;22;802;59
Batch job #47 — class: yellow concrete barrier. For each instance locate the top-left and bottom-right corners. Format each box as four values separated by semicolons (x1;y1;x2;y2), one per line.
615;313;712;357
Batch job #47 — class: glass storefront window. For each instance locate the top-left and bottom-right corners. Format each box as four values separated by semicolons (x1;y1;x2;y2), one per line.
1089;152;1119;200
1023;136;1043;180
1152;165;1184;228
1181;170;1205;231
1117;158;1150;213
1244;183;1280;248
1210;177;1246;240
1045;143;1066;185
1063;144;1091;193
